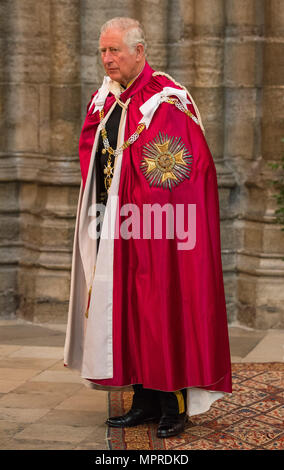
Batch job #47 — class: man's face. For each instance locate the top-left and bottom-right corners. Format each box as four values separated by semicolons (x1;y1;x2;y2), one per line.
99;28;144;87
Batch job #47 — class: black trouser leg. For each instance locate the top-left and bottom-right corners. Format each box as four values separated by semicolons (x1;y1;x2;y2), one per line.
132;384;161;414
158;388;187;416
156;388;187;438
105;385;161;427
131;385;187;417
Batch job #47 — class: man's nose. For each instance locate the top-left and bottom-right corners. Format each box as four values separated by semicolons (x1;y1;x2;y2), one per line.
102;50;113;64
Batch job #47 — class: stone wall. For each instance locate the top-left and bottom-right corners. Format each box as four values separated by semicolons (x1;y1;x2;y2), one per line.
0;0;283;328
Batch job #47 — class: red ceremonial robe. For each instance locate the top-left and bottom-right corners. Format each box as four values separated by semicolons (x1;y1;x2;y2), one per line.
64;62;232;411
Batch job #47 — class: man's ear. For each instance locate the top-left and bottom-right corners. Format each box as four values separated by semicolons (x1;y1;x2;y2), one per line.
136;43;145;61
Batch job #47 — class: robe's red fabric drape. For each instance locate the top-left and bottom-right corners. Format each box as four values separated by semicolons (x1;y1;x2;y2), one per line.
78;62;232;393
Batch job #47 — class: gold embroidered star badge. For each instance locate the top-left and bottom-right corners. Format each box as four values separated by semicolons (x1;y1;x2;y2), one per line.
141;132;193;190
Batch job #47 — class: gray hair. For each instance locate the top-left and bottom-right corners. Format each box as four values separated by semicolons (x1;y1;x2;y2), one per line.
99;17;147;53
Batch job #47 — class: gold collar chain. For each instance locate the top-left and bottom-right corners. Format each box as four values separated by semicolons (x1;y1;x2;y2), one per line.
99;109;145;192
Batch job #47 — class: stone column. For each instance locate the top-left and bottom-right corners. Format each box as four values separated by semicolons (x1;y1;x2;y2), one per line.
17;0;82;322
225;0;284;328
224;0;265;327
167;0;195;85
249;0;284;328
0;0;18;316
167;0;237;321
136;0;168;71
0;0;51;317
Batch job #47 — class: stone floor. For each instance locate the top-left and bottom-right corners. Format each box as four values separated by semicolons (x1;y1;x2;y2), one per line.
0;318;283;450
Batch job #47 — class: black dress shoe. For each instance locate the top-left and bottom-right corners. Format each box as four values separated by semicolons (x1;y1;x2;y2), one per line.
157;412;188;438
106;407;161;428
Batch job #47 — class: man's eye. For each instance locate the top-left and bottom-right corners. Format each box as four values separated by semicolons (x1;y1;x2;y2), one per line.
99;47;119;54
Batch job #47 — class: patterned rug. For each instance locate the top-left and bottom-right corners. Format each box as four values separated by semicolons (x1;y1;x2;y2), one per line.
107;363;283;450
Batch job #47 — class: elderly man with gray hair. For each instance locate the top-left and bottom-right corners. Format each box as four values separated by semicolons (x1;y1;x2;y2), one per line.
64;17;232;439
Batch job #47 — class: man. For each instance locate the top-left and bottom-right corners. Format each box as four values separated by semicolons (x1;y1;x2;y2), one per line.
64;17;232;439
